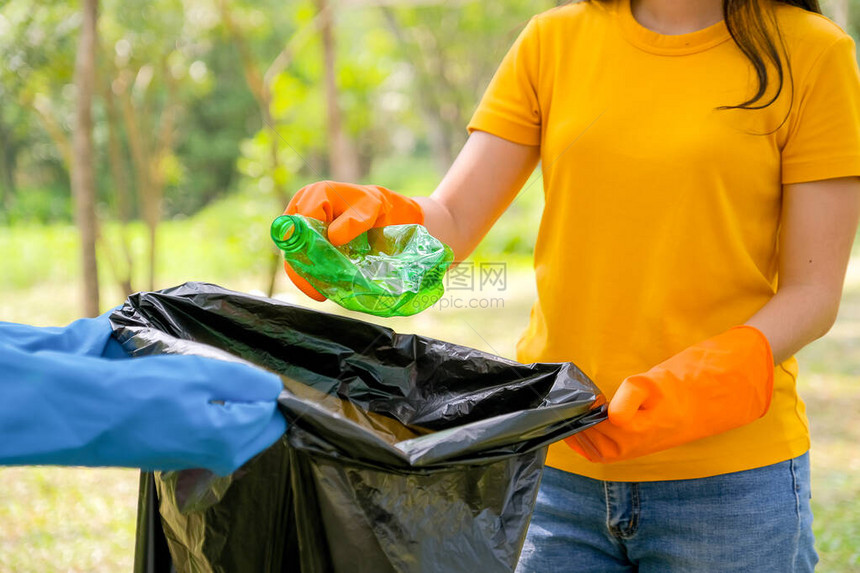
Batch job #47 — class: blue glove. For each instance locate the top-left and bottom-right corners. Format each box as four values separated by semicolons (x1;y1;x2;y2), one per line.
0;311;287;476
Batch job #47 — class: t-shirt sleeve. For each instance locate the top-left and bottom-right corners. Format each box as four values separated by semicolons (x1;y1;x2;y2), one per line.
782;34;860;184
467;17;542;146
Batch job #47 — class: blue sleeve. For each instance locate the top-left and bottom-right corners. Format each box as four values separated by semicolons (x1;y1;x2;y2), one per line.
0;312;286;475
0;308;126;358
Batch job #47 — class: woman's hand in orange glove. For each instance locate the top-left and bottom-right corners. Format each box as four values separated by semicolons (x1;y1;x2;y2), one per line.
281;181;424;301
565;326;774;463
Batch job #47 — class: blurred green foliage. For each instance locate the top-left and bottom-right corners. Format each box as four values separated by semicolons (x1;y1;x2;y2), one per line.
0;183;72;225
0;224;79;289
167;42;257;213
0;0;557;225
0;192;283;293
0;0;562;305
1;0;858;225
0;170;543;295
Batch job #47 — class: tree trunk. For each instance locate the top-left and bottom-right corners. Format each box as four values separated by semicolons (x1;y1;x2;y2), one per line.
119;83;153;289
144;65;179;292
0;122;17;210
380;8;454;174
118;66;177;293
71;0;100;316
103;85;135;296
219;0;325;296
316;0;361;181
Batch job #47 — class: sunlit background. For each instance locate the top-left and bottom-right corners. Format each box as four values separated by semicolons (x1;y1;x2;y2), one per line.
0;0;858;570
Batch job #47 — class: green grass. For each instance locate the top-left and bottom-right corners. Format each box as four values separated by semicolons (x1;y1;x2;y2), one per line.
797;271;860;571
0;467;138;573
0;193;858;571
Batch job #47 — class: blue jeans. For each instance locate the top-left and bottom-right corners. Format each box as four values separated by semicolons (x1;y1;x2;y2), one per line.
516;453;817;572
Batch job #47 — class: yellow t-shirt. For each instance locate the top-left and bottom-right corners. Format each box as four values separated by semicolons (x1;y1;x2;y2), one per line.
468;0;860;481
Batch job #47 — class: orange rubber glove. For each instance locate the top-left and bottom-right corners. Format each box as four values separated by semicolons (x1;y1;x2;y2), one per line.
565;325;774;463
282;181;424;301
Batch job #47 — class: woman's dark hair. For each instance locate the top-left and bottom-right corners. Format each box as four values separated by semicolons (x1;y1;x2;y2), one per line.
592;0;823;111
720;0;821;110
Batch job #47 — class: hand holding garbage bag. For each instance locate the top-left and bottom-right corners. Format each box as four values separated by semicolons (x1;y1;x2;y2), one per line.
283;180;424;301
566;326;774;463
0;311;286;476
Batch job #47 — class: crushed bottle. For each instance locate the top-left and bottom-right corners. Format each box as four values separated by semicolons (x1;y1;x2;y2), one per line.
271;214;454;317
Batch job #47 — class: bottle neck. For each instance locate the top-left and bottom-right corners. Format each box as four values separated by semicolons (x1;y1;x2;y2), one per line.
271;215;309;253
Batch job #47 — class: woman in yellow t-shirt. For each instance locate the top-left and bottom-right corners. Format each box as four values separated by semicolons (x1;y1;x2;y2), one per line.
283;0;860;569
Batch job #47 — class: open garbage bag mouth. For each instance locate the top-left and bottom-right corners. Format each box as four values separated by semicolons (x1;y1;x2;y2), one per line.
110;281;606;469
116;282;606;573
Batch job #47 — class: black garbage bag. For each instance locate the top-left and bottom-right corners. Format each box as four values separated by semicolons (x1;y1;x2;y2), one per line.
113;282;606;573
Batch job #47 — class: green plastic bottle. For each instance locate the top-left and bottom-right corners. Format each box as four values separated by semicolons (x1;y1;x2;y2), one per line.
271;214;454;317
